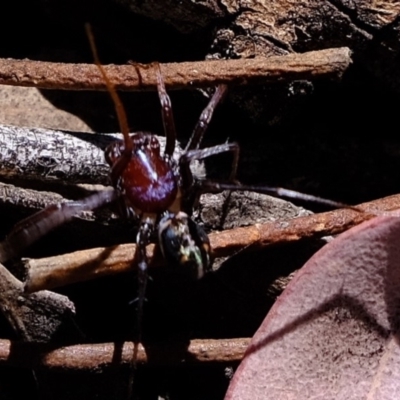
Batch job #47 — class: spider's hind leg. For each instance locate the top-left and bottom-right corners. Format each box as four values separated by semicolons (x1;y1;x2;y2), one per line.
133;217;155;344
0;189;117;263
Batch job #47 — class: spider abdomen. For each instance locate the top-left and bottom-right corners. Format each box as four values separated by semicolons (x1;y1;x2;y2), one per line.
158;212;212;280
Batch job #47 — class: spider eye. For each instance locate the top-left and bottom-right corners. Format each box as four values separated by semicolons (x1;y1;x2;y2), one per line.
158;212;212;280
150;136;160;149
105;141;124;166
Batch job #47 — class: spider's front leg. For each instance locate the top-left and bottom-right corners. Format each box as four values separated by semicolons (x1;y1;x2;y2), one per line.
177;83;238;212
185;85;228;152
155;64;176;158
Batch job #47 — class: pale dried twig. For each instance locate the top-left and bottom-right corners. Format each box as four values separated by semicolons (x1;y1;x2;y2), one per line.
0;125;120;184
0;125;200;185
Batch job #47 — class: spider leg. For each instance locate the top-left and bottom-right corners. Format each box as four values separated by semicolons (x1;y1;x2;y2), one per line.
197;180;355;209
134;217;154;343
0;189;118;263
155;64;176;158
181;142;239;186
180;142;239;214
185;85;228;152
86;24;133;186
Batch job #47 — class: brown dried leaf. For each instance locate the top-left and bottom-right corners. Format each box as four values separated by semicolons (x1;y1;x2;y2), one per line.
226;215;400;400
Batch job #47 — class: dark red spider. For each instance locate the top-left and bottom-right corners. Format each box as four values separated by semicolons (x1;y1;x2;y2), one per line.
0;26;348;347
0;29;241;344
97;67;241;336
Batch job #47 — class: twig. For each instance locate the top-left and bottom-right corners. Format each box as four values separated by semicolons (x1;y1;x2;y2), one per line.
0;48;351;91
0;125;114;184
24;193;400;293
0;182;65;211
0;125;200;184
0;337;249;369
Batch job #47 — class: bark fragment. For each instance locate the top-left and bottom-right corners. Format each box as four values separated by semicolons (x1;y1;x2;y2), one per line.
0;263;75;342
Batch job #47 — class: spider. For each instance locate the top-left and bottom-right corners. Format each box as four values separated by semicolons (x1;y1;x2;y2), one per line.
0;27;349;346
0;30;242;342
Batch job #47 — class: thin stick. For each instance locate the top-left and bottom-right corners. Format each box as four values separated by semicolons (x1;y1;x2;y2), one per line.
0;125;186;184
24;192;400;293
0;48;352;91
0;337;249;369
0;182;65;212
